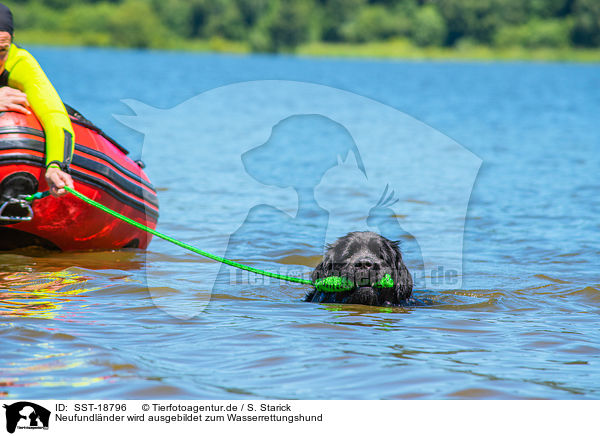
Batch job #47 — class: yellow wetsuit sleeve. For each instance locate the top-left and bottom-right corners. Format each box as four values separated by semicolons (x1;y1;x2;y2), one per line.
5;45;74;169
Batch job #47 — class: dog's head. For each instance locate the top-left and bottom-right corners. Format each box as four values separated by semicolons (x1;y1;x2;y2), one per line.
308;231;413;306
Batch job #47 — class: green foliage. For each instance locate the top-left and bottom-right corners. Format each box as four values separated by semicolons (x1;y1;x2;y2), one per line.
571;0;600;47
105;0;171;48
495;18;573;48
320;0;366;41
203;0;246;40
527;0;573;18
341;5;409;42
436;0;502;45
2;0;599;52
8;0;62;32
37;0;71;9
150;0;194;39
412;5;447;47
59;3;117;35
251;0;314;52
236;0;272;27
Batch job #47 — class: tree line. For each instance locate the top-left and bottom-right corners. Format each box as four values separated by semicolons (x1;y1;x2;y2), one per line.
4;0;600;51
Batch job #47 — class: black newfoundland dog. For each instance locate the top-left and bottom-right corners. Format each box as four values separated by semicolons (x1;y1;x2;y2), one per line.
305;231;413;306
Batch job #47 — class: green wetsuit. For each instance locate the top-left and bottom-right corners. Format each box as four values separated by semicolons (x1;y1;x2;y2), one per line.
1;44;74;170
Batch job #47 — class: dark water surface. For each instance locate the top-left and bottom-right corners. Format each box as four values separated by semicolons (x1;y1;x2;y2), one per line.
1;47;599;399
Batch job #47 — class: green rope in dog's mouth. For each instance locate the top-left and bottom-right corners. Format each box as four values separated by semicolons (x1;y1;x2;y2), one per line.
27;187;395;293
313;274;394;293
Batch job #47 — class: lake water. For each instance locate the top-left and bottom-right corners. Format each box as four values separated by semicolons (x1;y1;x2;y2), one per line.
1;47;599;399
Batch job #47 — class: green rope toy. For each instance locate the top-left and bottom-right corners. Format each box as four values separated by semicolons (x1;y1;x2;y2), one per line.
26;187;395;293
313;274;394;293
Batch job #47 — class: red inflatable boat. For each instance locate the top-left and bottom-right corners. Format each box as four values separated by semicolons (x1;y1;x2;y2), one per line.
0;105;159;251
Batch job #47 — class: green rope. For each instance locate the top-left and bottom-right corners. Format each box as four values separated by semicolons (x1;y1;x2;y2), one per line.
25;187;396;293
63;186;313;286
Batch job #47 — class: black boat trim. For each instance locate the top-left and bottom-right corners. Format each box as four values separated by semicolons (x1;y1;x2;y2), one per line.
70;168;159;220
64;103;131;156
0;154;159;220
0;138;158;204
0;138;159;208
0;126;44;137
72;154;159;208
0;126;154;190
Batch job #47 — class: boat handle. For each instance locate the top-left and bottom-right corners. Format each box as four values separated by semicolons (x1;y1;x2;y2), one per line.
0;198;34;221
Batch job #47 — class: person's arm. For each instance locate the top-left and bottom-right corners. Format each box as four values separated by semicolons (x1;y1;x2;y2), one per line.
6;45;74;196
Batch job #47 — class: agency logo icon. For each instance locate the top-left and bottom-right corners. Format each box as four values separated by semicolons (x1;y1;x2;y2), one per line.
3;402;50;434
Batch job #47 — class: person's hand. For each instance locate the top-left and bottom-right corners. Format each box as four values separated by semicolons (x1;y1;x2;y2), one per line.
0;86;31;115
45;166;74;197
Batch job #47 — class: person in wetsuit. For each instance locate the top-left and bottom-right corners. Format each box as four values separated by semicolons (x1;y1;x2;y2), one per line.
0;3;74;197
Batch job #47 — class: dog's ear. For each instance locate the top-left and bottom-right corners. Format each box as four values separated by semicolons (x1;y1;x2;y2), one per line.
382;238;412;300
379;238;400;266
394;249;413;300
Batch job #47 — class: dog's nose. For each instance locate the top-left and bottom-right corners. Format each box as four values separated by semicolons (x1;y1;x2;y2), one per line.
354;258;381;271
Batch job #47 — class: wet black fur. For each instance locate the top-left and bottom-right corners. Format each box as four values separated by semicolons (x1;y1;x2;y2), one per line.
306;231;412;306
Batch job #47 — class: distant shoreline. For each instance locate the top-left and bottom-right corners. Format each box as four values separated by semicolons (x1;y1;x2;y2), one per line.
15;31;600;63
299;40;600;63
